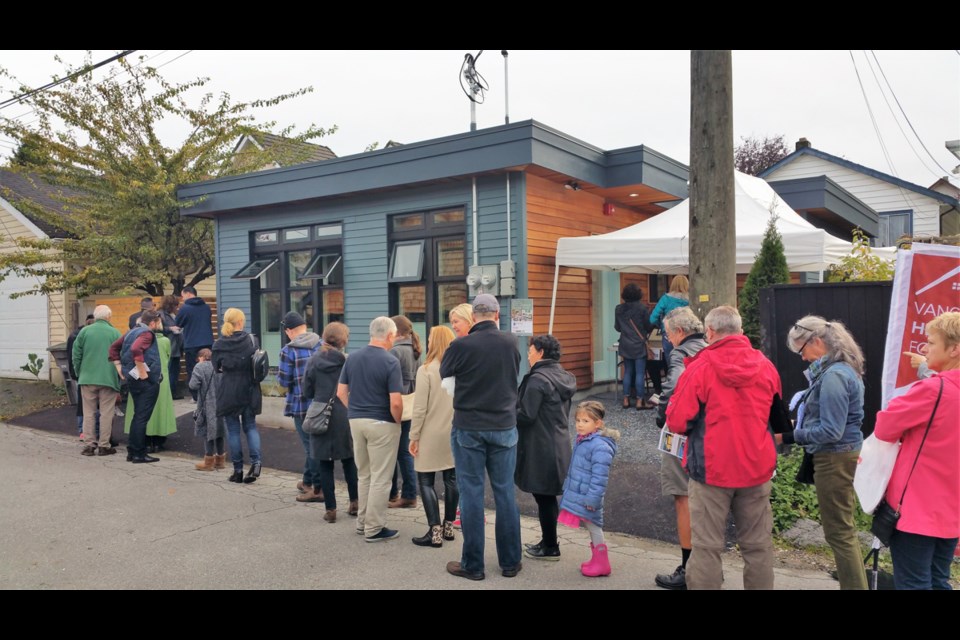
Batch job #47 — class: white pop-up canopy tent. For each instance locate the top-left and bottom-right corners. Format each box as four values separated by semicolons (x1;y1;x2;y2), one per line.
549;171;895;331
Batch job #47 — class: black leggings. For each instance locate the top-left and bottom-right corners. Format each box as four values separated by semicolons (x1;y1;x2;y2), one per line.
533;493;560;547
317;458;359;511
417;469;458;527
204;437;225;456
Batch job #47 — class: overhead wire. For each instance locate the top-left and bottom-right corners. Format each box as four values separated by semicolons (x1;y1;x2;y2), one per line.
0;50;136;111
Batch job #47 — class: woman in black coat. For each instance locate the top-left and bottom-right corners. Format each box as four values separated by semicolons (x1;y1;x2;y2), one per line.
516;334;577;561
302;321;358;523
615;283;655;410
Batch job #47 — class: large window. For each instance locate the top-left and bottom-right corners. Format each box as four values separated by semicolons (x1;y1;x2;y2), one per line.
389;208;467;340
234;223;344;365
878;210;912;247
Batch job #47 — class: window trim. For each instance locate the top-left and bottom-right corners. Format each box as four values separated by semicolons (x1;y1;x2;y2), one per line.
878;209;913;247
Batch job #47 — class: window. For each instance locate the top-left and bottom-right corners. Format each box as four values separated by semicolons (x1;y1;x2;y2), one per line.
878;210;912;247
301;253;343;284
284;228;310;242
254;231;278;245
389;241;425;282
389;208;467;338
231;257;279;280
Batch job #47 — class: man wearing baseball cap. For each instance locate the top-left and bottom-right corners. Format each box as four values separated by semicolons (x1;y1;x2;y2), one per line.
440;294;522;580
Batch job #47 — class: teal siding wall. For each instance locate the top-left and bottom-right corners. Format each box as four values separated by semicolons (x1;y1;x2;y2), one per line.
215;174;522;351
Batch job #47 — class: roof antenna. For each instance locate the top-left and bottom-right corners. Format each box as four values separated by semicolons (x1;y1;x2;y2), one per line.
502;50;509;125
460;51;488;132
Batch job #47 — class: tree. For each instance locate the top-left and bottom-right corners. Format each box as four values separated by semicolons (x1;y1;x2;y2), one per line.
0;52;334;297
825;228;895;282
734;134;791;176
739;214;790;348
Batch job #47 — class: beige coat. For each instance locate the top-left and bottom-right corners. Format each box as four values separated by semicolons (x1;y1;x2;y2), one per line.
409;360;455;472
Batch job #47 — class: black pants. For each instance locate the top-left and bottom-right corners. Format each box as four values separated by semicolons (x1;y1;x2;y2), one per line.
127;379;159;457
317;458;359;511
168;356;182;398
533;493;560;547
646;359;664;395
203;437;225;456
418;468;458;527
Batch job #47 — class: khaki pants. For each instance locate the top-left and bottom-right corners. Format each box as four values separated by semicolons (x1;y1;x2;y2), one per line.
814;451;868;590
81;385;117;448
350;418;401;537
688;479;774;590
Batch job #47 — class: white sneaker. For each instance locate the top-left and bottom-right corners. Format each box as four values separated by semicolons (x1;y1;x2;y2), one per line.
648;394;661;405
114;407;124;417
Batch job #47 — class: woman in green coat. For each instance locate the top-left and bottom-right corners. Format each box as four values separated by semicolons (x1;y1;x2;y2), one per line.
125;331;177;451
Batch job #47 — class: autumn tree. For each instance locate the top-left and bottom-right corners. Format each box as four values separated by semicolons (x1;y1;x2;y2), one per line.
734;134;791;176
739;214;790;348
825;228;895;282
0;52;333;297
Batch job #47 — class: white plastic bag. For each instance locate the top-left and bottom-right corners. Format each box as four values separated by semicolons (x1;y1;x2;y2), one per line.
854;434;901;514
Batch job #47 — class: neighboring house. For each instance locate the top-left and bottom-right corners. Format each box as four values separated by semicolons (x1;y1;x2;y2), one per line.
928;177;960;237
760;138;960;247
178;120;689;390
231;133;336;171
0;169;216;382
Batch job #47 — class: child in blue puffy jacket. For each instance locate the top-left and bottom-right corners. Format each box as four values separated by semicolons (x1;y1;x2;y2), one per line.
558;400;620;577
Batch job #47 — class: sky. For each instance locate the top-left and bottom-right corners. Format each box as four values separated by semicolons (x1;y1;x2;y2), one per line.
1;50;957;189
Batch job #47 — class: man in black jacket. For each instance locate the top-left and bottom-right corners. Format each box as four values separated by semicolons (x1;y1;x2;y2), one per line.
440;294;522;581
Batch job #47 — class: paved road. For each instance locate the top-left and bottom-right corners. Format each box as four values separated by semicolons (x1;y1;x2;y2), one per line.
0;423;837;589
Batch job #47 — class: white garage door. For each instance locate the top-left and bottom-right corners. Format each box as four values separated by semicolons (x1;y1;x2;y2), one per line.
0;272;49;379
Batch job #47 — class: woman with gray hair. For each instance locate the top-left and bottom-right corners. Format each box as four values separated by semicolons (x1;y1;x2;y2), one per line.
776;315;868;589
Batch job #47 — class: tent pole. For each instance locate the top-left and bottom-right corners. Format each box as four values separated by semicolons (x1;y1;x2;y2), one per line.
548;263;560;334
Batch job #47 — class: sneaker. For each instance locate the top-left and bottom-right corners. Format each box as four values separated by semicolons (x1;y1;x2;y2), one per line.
365;527;400;543
654;565;687;590
648;393;661;405
95;446;117;456
524;543;560;561
81;445;97;456
114;407;124;417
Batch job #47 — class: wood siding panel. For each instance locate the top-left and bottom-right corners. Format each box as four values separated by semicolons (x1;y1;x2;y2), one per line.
525;174;650;389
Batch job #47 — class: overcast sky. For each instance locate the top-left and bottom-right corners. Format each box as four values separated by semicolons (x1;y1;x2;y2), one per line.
1;50;957;189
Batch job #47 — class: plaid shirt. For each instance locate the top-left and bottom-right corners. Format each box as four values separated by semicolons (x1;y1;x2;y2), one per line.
277;337;321;418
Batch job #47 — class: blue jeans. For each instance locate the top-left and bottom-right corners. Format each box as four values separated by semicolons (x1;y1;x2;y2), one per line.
225;407;261;470
390;420;417;500
889;530;958;590
622;357;647;398
127;379;159;458
451;427;522;574
292;415;319;487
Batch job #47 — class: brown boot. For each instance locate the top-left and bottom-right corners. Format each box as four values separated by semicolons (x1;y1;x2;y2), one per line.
348;500;358;516
296;487;325;503
195;455;215;471
389;497;417;509
213;454;226;470
323;509;337;523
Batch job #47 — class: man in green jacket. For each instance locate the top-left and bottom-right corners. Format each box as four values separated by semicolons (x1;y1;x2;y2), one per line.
73;305;122;456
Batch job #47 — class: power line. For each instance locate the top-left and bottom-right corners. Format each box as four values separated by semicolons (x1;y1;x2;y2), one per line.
870;50;955;176
849;51;898;177
0;50;136;111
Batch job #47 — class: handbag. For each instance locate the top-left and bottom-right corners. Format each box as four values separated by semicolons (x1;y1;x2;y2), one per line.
871;377;943;547
628;318;656;360
853;434;900;514
795;450;816;485
302;391;337;436
400;392;415;422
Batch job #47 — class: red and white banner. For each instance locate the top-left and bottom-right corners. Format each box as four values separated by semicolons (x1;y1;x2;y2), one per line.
882;243;960;407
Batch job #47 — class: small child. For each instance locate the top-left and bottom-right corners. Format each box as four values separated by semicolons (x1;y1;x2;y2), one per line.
189;348;226;471
558;400;620;577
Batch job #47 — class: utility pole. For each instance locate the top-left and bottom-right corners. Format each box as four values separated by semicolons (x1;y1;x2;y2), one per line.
689;50;736;318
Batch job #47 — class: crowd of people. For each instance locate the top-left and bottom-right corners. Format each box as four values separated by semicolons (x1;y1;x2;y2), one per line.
66;282;958;590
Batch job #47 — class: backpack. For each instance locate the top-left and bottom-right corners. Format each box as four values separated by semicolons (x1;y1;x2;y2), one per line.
250;334;269;382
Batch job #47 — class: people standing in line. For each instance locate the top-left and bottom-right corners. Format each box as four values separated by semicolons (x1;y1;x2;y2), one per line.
408;325;458;547
516;334;577;561
276;311;322;501
653;307;707;590
388;315;421;509
123;320;177;453
213;308;263;484
615;283;655;410
190;348;226;471
73;307;120;456
128;297;154;329
159;295;184;399
558;401;619;577
69;314;97;439
874;312;959;590
337;316;404;542
176;286;214;401
109;310;164;464
666;305;781;590
303;322;359;523
440;294;523;581
776;316;869;590
649;275;690;362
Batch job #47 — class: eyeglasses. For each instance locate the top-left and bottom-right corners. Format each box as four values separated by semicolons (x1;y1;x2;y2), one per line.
793;323;814;356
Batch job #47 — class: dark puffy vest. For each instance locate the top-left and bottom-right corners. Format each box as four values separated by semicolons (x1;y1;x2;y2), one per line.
120;326;161;384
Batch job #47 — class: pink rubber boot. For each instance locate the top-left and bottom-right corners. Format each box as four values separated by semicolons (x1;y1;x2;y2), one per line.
581;543;611;577
580;542;594;573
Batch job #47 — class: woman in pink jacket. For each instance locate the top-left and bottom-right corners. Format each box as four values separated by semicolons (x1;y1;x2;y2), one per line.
874;311;960;590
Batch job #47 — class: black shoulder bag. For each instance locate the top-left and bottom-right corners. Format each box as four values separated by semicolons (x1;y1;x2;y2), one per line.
871;377;944;547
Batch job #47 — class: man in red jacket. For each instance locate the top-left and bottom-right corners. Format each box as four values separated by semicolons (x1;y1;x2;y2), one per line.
666;305;781;590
